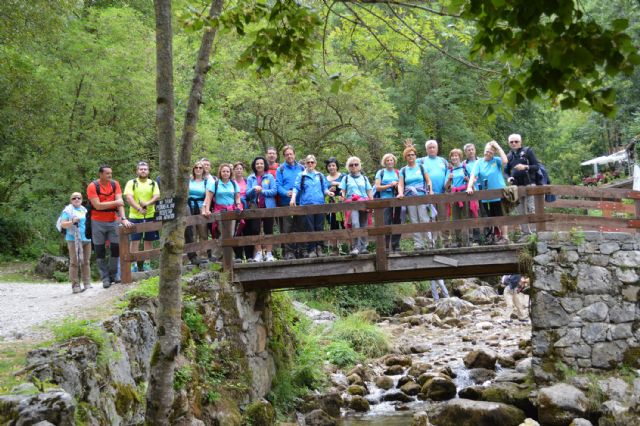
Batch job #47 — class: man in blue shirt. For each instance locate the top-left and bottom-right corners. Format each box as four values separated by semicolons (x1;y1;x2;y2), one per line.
417;139;449;247
276;145;305;259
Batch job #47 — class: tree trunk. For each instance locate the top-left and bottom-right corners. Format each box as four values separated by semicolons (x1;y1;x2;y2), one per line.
145;0;223;424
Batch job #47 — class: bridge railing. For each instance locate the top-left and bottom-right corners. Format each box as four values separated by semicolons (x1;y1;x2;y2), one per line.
118;185;640;283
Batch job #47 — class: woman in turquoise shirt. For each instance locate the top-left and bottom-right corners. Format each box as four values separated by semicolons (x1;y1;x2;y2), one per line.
375;153;401;252
340;156;373;256
59;192;92;294
466;141;509;244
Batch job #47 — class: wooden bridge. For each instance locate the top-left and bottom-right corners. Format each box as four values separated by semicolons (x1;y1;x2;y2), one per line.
119;185;640;289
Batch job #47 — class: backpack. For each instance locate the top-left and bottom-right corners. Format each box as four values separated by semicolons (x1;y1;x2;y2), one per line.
56;205;75;236
373;169;400;199
401;164;430;193
537;164;556;202
343;174;371;199
85;180;117;240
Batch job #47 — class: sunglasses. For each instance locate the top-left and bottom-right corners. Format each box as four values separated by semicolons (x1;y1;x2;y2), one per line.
349;163;360;167
306;161;316;164
194;166;203;169
71;196;82;200
509;140;519;144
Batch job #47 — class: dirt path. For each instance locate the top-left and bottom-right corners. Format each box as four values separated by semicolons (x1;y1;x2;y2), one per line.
0;281;129;342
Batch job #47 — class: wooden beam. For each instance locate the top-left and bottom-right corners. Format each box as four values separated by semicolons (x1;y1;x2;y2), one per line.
120;226;132;284
374;208;388;272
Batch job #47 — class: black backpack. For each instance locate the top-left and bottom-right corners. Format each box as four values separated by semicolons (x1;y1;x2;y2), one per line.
85;180;117;240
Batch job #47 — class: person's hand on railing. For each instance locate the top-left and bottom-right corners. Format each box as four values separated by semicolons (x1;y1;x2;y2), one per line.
289;198;296;207
326;190;335;197
396;192;404;199
201;206;211;217
466;187;474;195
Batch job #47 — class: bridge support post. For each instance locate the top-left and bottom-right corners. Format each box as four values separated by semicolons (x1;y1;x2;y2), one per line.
374;208;388;271
534;193;546;232
221;218;234;278
120;227;132;284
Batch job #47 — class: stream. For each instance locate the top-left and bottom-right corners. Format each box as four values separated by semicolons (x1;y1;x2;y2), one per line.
335;281;532;424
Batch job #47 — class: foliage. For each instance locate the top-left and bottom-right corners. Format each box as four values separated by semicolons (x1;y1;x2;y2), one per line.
173;365;193;391
183;299;208;339
325;340;361;368
51;318;114;366
329;313;389;359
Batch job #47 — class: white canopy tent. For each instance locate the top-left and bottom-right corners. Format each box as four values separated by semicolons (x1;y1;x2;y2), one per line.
580;150;628;175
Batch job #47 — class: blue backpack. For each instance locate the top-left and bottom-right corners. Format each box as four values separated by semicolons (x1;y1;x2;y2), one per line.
536;164;556;202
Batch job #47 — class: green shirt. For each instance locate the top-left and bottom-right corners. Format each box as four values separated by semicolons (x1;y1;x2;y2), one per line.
124;178;160;219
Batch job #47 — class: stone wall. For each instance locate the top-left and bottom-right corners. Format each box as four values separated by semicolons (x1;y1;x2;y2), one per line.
531;231;640;384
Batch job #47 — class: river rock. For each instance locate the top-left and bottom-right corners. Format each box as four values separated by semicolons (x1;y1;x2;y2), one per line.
375;376;394;390
451;278;481;297
347;385;367;396
597;377;629;402
568;419;593;426
384;365;405;375
494;370;527;384
468;368;496;384
349;396;370;412
34;254;69;278
300;393;342;418
515;358;532;374
347;374;364;387
430;398;526;426
464;348;497;370
478;382;536;418
438;366;457;379
408;362;431;377
347;364;373;381
396;297;418;313
292;301;337;326
0;391;75;426
412;411;431;426
458;386;484;400
383;354;412;367
462;286;500;305
434;297;474;318
411;343;431;354
305;409;337;426
400;381;421;396
537;383;588;426
397;376;413;388
422;376;457;401
382;391;414;403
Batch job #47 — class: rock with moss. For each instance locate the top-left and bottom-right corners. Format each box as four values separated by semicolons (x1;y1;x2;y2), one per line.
430;398;525;426
242;399;275;426
305;409;337;426
349;395;370;412
400;381;421;396
537;383;588;426
0;391;75;426
375;375;394;390
464;349;497;370
382;354;413;367
468;368;496;384
422;376;456;401
478;382;536;418
412;410;431;426
347;385;368;396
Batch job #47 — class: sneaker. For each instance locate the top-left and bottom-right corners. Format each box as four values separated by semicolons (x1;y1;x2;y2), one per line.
83;283;93;290
72;284;82;294
350;248;359;256
301;251;310;258
284;252;296;261
253;251;264;262
233;258;242;264
316;247;325;258
265;252;275;262
102;279;112;289
360;248;369;255
131;263;138;273
308;251;317;258
142;262;152;272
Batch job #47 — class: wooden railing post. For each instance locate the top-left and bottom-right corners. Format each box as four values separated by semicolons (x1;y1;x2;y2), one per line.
374;207;388;271
533;187;547;232
119;225;132;284
220;217;234;276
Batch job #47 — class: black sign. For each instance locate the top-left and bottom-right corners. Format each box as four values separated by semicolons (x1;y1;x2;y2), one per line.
156;197;176;221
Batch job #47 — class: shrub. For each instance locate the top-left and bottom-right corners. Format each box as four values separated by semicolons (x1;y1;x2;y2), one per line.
329;313;389;359
326;340;360;368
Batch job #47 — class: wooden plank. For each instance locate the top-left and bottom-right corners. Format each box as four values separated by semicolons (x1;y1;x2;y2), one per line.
548;199;635;213
119;226;132;284
221;220;234;276
536;185;637;200
547;213;636;229
433;256;458;267
374;208;388;272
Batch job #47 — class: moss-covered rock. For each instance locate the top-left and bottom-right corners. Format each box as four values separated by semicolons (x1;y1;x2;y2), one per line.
431;398;525;426
242;399;275;426
114;382;141;417
349;396;370;412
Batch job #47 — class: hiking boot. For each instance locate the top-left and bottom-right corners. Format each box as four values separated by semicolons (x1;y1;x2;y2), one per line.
83;283;93;290
102;278;112;289
308;251;317;259
350;248;359;256
301;251;310;258
142;262;152;272
284;252;296;261
233;258;242;264
265;252;275;262
131;263;139;273
315;247;325;257
360;248;369;255
253;251;264;262
72;284;82;294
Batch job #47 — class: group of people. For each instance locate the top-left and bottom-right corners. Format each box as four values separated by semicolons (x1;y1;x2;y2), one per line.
59;134;541;299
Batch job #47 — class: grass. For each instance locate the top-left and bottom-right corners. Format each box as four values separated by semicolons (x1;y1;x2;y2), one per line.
0;342;35;394
0;261;49;283
51;318;115;366
329;312;390;359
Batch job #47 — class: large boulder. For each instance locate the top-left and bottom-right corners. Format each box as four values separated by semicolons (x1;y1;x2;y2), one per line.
430;399;525;426
0;390;75;426
464;349;497;370
305;409;337;426
242;400;275;426
34;254;69;278
478;382;536;418
451;278;482;297
434;297;474;318
349;396;370;412
468;368;496;384
374;376;394;390
537;383;589;426
422;376;457;401
382;354;413;367
292;301;337;326
462;286;500;305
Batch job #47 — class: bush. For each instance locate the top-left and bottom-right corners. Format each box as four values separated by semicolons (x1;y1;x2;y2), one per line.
326;340;360;368
329;314;389;359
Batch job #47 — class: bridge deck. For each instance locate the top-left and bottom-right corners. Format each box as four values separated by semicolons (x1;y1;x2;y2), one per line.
235;244;525;291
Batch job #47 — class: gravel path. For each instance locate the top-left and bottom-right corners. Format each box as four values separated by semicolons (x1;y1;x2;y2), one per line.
0;281;129;342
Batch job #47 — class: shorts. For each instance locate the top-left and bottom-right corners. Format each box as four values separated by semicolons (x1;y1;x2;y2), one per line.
129;218;160;241
91;220;119;245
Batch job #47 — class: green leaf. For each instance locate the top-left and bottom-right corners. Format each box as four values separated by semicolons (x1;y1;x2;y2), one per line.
487;79;502;98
